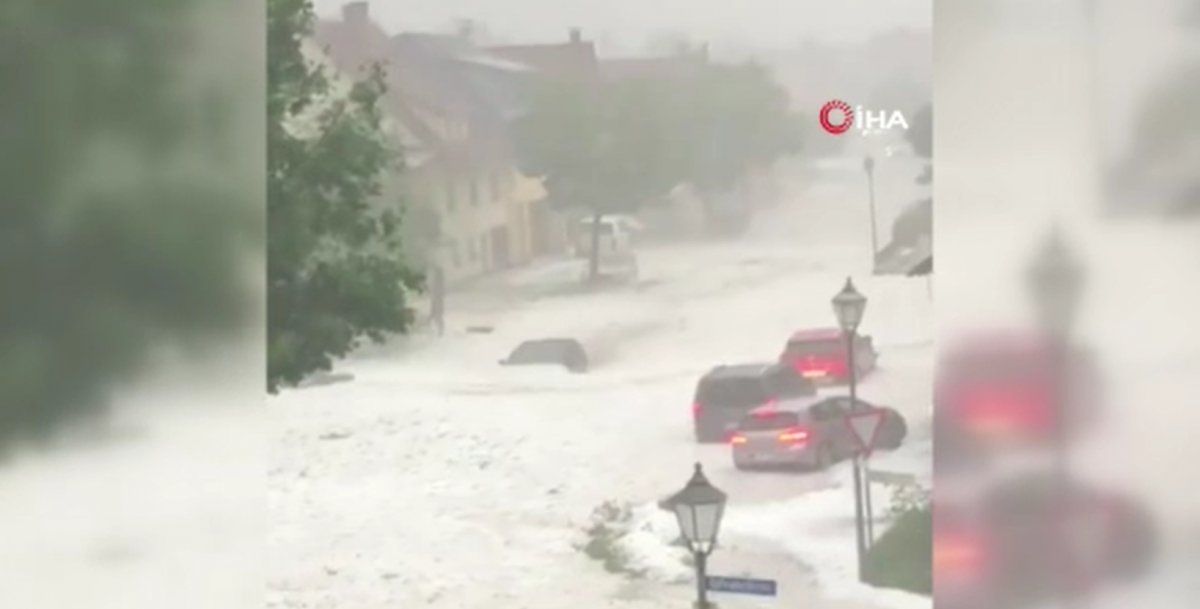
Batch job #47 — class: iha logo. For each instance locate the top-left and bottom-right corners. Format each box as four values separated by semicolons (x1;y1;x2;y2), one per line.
819;99;909;135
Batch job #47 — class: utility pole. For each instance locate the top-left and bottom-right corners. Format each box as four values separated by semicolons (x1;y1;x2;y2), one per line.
864;156;879;265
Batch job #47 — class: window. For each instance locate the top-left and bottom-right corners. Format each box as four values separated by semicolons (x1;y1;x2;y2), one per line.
695;377;768;408
809;400;846;421
785;337;844;357
738;411;800;432
491;171;503;201
764;366;817;397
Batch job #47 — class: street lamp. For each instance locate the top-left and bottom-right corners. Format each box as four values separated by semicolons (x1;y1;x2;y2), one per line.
1026;225;1084;338
863;155;880;263
667;463;728;609
832;277;870;581
1025;226;1086;608
833;276;868;332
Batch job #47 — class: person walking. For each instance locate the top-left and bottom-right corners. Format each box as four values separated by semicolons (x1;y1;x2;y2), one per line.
429;266;445;336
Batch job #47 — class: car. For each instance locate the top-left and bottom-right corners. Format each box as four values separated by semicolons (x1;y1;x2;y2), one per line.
934;475;1156;609
729;396;907;471
779;328;878;384
933;331;1101;469
499;338;589;373
691;363;818;443
573;217;640;282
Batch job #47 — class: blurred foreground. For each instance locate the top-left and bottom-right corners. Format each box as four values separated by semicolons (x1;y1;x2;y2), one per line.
934;1;1200;608
0;2;263;608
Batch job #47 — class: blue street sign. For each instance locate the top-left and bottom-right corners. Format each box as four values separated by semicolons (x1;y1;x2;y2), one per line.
705;575;778;597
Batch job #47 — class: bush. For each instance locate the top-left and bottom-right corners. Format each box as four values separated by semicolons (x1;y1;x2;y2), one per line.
864;503;932;596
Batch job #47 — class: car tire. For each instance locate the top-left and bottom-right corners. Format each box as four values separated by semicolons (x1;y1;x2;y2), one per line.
811;443;834;471
879;412;908;450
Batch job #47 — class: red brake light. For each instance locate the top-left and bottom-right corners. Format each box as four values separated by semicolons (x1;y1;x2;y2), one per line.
934;532;989;575
777;426;810;443
692;402;701;419
753;400;779;418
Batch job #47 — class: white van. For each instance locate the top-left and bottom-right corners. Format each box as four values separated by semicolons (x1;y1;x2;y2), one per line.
573;215;641;281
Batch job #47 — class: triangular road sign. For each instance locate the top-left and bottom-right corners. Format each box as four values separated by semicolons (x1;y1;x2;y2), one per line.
844;408;887;457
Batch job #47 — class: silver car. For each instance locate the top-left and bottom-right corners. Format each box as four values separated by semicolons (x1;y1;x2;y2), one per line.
730;397;907;471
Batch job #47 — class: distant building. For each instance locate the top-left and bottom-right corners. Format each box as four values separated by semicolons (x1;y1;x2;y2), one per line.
313;2;559;284
487;29;601;84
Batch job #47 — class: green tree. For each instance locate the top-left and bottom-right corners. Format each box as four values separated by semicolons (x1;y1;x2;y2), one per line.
669;62;804;195
906;102;932;158
267;0;423;391
514;60;804;272
1;0;258;452
513;78;679;280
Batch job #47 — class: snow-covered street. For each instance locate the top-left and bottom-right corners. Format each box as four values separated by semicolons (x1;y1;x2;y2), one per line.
268;155;934;609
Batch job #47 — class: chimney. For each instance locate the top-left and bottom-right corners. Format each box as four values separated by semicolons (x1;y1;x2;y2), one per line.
342;2;369;29
569;28;582;44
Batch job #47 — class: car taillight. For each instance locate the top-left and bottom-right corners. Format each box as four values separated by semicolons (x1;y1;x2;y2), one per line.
730;434;748;445
935;532;989;576
692;402;702;419
959;388;1053;439
777;426;809;443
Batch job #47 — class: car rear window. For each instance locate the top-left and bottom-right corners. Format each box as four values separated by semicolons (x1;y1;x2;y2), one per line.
739;411;800;431
696;377;768;408
786;338;843;357
763;367;817;397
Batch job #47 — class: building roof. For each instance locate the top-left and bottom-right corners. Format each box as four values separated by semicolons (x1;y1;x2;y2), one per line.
599;53;707;82
313;4;527;172
487;41;599;81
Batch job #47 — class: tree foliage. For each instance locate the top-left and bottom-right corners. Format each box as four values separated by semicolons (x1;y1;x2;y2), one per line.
906;102;932;158
267;0;423;392
667;62;805;194
513;60;802;277
1;0;258;452
515;60;803;211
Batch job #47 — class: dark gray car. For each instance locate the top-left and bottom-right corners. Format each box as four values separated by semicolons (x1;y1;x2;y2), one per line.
500;338;589;373
731;397;907;471
692;363;818;443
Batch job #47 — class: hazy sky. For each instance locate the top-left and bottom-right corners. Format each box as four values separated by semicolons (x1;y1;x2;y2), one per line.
313;0;931;54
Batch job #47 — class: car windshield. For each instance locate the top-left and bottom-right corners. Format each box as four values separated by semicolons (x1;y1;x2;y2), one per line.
786;338;843;357
739;411;800;431
696;377;767;408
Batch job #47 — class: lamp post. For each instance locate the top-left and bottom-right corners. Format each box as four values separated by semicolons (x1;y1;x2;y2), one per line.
1025;226;1085;605
667;463;728;609
863;156;880;264
832;277;869;581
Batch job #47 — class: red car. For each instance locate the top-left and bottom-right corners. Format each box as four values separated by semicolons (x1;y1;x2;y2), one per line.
779;327;878;384
934;476;1155;609
934;331;1100;461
